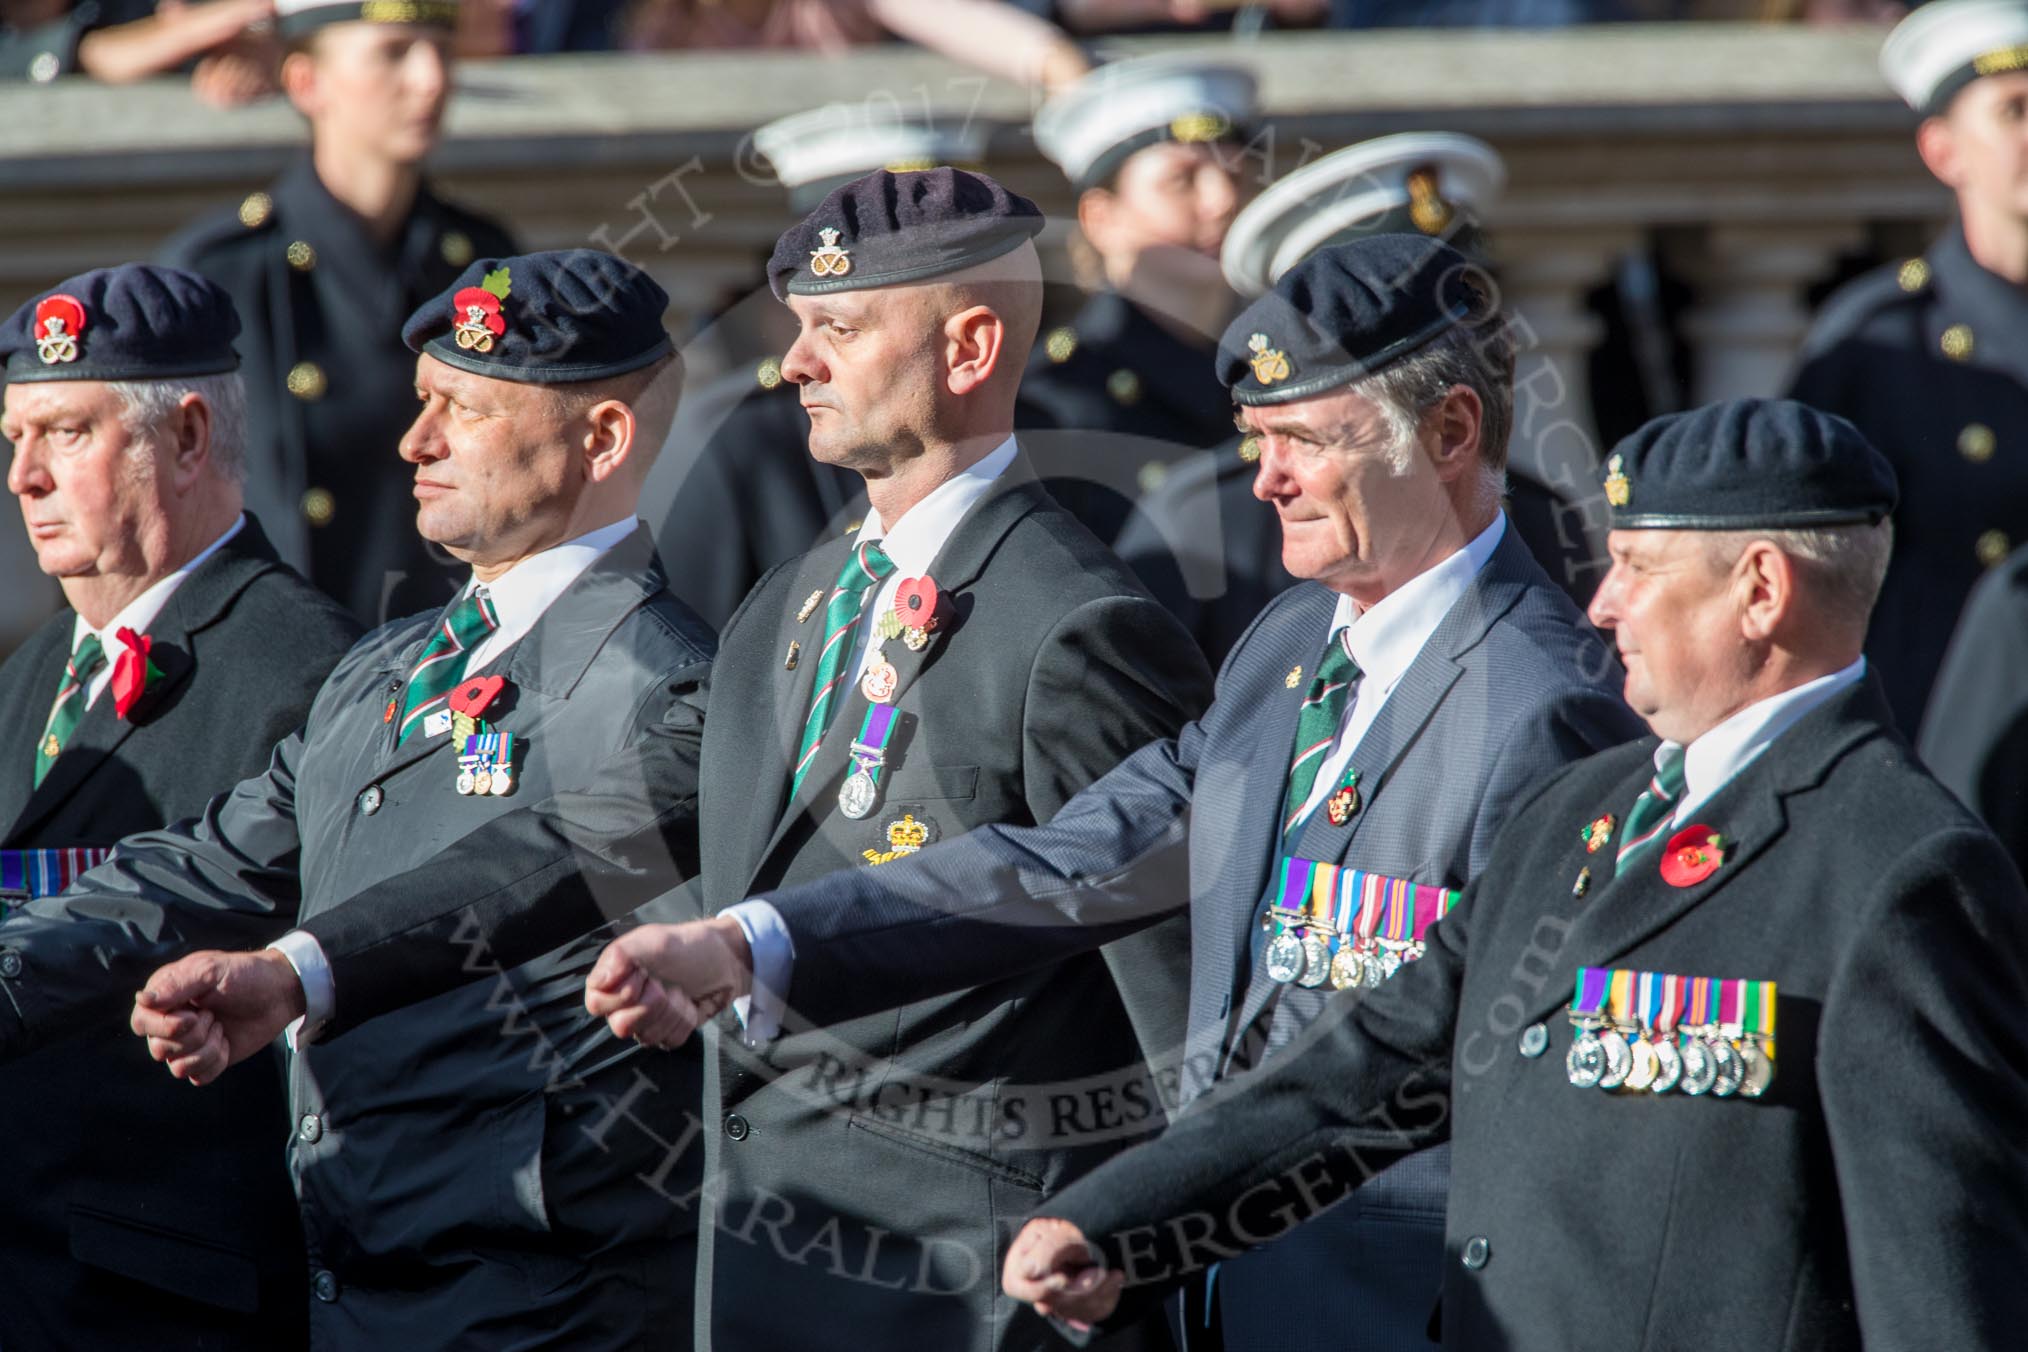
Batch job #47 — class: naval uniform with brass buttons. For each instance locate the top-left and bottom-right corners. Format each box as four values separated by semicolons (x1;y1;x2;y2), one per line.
1788;224;2028;732
160;157;516;625
0;527;715;1350
1036;674;2028;1350
1019;289;1237;552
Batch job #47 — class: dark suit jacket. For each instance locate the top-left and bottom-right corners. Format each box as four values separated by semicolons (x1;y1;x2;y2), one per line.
743;523;1639;1349
0;526;714;1350
1919;541;2028;878
0;515;357;1352
1044;676;2028;1350
690;464;1210;1351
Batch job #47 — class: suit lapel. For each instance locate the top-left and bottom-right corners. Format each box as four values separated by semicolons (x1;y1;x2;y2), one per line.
1522;679;1889;1026
746;467;1049;887
8;520;284;843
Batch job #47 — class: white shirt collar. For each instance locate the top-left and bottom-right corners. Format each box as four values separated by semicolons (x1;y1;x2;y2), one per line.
1666;657;1867;824
853;436;1019;573
72;513;245;671
1327;513;1506;694
459;516;640;672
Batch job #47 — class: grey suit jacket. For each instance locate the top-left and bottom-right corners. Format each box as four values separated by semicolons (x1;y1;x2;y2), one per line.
748;522;1643;1345
0;526;714;1350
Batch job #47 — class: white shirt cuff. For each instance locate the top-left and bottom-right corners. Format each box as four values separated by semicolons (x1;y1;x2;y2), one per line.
725;900;795;1046
266;929;333;1048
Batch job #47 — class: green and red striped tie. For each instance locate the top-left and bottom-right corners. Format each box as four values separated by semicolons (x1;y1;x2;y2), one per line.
33;631;105;787
395;587;499;745
1616;744;1687;870
790;539;895;798
1280;627;1360;841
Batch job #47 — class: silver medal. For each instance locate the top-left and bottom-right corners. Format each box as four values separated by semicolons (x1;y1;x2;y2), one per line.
471;770;493;796
1738;1037;1774;1098
1296;934;1332;988
1678;1036;1718;1096
838;768;879;820
1566;1031;1606;1089
1597;1029;1633;1090
1264;932;1305;984
489;771;513;796
456;771;475;795
1711;1039;1745;1098
1649;1036;1682;1094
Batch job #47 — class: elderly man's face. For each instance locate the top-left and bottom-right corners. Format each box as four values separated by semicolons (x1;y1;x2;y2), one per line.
780;289;944;470
400;355;583;567
3;380;161;581
1588;529;1749;744
1243;386;1455;603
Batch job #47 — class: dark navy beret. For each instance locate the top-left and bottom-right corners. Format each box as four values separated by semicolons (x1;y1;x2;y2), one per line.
767;168;1044;301
1601;398;1898;530
402;249;673;385
3;265;241;385
1218;234;1495;406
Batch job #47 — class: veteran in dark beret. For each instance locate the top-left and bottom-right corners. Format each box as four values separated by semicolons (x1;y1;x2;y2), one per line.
996;398;2028;1352
1787;0;2028;734
0;263;357;1351
1115;132;1603;666
579;231;1643;1352
160;0;516;628
2;250;714;1350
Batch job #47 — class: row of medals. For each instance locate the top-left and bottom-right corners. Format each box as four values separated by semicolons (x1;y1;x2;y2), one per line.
1565;1012;1773;1098
838;612;924;822
1262;912;1419;991
452;712;513;797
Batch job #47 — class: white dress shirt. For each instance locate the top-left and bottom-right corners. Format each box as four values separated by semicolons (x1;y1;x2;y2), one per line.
1291;512;1507;826
272;516;642;1038
1658;657;1866;828
67;514;245;709
732;438;1018;1043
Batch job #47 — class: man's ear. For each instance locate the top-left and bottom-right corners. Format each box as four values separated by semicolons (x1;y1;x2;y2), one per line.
581;399;637;483
166;393;214;493
1735;539;1794;644
945;306;1006;397
1425;385;1484;483
1916;115;1963;192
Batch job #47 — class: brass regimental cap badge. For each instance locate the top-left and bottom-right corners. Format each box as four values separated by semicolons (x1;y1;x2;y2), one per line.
809;227;853;278
1247;332;1291;385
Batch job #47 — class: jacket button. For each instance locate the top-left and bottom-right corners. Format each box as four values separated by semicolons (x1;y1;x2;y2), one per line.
724;1113;750;1142
0;952;19;980
298;1113;322;1144
312;1269;339;1302
358;786;383;816
1462;1236;1491;1270
1518;1024;1549;1059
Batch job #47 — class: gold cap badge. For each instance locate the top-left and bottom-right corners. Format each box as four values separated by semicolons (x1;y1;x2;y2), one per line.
1604;453;1630;508
1247;333;1291;385
810;227;853;279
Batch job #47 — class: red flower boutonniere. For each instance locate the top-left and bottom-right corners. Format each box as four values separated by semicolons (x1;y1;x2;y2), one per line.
448;673;508;720
1659;824;1727;887
892;576;943;652
110;626;162;720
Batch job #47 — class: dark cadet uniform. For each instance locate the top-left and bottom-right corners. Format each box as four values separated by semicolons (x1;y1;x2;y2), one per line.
643;356;860;631
0;264;360;1352
1033;400;2028;1351
1787;225;2028;733
1919;538;2028;878
160;157;516;626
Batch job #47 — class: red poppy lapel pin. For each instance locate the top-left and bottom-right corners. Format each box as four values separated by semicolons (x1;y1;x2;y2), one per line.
110;627;162;720
1659;824;1727;887
891;575;944;653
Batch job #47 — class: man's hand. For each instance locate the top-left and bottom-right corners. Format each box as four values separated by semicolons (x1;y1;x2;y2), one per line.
1003;1217;1123;1330
584;917;752;1049
129;949;306;1086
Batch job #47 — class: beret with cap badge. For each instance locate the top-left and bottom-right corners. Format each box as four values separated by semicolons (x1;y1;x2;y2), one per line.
766;167;1044;302
401;248;673;385
2;263;241;384
1600;398;1898;532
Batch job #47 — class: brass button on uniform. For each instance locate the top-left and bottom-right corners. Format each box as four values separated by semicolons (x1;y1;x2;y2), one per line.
287;240;317;272
1237;435;1261;464
441;231;474;267
756;356;783;391
28;51;59;83
300;487;336;527
1137;460;1169;495
1941;323;1975;362
287;361;327;401
239;192;273;229
1977;529;2012;568
1896;258;1930;292
1959;423;1997;464
1045;326;1078;364
1106;369;1142;406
